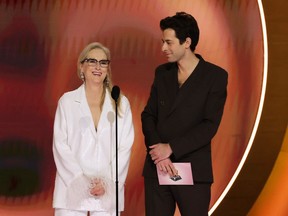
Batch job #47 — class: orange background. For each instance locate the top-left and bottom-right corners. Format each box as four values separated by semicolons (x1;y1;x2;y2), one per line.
0;0;287;216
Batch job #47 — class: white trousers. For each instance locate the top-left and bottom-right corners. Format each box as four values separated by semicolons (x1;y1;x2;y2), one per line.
54;209;119;216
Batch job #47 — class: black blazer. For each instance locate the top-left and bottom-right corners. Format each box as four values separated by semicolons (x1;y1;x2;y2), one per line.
141;55;228;183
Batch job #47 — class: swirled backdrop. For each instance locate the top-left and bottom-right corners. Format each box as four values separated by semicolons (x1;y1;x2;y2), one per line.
0;0;265;215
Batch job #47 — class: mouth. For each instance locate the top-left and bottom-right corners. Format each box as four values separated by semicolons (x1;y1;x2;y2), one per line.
92;71;102;76
164;53;171;58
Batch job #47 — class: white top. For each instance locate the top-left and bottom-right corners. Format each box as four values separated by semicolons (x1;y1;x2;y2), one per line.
52;84;134;212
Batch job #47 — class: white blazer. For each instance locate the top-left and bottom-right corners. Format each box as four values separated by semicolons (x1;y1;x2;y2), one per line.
52;84;134;212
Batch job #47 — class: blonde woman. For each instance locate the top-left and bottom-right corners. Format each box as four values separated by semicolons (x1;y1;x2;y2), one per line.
52;42;134;216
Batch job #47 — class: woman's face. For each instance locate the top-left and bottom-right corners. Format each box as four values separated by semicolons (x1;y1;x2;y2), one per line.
81;48;109;86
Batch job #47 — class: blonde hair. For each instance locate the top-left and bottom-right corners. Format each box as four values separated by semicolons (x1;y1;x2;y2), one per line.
77;42;122;113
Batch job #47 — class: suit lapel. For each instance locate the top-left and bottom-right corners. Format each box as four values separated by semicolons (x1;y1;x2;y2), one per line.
96;89;113;133
75;84;98;139
161;64;178;116
168;59;203;115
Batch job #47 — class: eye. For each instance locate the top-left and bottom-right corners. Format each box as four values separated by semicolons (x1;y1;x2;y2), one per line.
87;59;97;64
99;60;109;65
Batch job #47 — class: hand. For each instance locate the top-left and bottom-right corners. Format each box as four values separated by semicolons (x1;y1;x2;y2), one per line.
89;178;105;196
149;143;172;164
156;158;178;177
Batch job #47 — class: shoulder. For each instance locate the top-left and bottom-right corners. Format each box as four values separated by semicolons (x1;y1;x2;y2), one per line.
119;94;131;108
155;62;177;74
205;62;227;77
117;94;132;117
197;55;228;79
153;63;178;82
58;85;82;104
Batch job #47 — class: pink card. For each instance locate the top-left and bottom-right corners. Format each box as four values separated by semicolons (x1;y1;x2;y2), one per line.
157;162;194;185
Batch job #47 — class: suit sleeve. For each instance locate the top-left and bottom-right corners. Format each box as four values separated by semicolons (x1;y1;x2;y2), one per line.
52;98;85;187
141;70;162;148
117;97;135;185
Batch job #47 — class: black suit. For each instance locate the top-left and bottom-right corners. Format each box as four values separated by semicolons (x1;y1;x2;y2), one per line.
141;55;228;215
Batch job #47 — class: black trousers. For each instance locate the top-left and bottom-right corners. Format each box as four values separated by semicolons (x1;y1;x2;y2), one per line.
144;178;211;216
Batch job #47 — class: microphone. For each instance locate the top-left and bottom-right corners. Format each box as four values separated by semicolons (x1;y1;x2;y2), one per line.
111;85;120;102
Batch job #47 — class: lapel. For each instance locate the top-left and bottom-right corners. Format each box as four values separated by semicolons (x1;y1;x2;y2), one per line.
74;84;97;139
97;89;114;132
74;85;113;138
167;58;203;115
161;63;178;116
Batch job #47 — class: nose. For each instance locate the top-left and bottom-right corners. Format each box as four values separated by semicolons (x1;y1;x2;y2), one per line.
161;43;167;52
94;62;101;69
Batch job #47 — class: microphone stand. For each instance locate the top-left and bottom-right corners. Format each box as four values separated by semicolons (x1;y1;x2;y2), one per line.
111;85;120;216
115;98;119;215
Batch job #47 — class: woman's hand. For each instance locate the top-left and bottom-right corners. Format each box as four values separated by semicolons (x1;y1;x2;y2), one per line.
89;178;105;196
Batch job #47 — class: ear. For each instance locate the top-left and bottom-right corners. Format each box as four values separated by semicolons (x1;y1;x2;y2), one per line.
79;62;84;71
185;37;192;48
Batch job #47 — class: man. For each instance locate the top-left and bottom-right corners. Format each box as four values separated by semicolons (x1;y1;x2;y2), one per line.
141;12;228;216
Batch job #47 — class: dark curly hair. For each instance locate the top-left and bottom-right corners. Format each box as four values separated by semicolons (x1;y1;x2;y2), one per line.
160;12;199;52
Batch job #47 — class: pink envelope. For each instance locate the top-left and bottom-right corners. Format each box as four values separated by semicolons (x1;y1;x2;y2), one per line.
157;162;194;185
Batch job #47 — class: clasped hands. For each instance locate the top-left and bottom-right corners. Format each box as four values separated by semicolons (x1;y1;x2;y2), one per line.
89;178;105;196
149;143;178;176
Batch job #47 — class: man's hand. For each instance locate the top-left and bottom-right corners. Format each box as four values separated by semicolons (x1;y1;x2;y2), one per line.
156;158;178;177
149;143;172;164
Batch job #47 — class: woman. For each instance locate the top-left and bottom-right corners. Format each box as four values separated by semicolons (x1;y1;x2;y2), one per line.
52;42;134;216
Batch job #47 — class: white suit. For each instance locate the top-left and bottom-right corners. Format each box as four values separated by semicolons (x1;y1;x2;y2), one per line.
52;84;134;212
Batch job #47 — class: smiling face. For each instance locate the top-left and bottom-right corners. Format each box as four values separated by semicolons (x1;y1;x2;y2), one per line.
80;48;109;87
161;28;187;63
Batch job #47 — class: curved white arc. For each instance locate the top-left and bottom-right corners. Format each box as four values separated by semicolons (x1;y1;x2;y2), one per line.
209;0;268;215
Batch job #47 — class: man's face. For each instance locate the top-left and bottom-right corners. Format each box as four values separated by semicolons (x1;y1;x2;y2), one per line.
161;28;186;63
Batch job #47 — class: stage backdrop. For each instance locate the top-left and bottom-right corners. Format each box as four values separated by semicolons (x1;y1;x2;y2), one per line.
0;0;265;215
